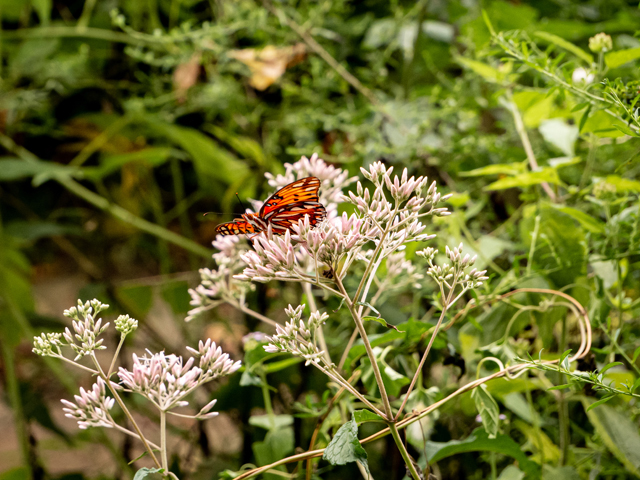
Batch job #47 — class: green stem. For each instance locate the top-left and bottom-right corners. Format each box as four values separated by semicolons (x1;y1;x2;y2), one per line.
558;316;569;466
107;335;126;379
90;354;162;468
77;0;97;29
388;422;420;480
335;277;393;420
160;410;168;470
303;282;331;365
0;337;33;478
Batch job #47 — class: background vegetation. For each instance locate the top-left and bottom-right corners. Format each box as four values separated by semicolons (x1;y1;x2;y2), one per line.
1;0;640;479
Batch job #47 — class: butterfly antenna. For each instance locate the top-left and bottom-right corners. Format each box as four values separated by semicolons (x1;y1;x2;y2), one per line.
235;192;249;212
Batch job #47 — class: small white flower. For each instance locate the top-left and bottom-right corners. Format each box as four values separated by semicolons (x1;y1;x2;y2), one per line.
572;67;594;85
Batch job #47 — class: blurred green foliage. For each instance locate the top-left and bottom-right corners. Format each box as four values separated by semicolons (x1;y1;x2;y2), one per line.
1;0;640;479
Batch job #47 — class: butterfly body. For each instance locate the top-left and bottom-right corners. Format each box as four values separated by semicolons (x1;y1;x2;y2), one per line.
216;177;326;236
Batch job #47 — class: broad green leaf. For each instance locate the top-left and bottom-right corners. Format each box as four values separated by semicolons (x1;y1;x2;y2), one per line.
581;110;626;138
542;465;581;480
471;384;500;438
605;47;640;68
501;393;539;424
539;119;579;156
353;410;384;424
133;468;165;480
485;168;560;191
150;122;249;186
249;414;293;430
533;31;593;63
160;281;191;315
455;57;503;83
584;400;640;476
551;205;605;234
604;175;640;193
253;428;295;480
425;428;539;477
461;163;526;177
520;206;587;287
513;420;560;464
498;465;525;480
380;364;410;397
323;418;370;476
205;124;268;166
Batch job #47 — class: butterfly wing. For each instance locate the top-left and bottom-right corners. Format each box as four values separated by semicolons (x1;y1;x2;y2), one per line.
259;177;321;218
215;217;258;236
266;201;327;234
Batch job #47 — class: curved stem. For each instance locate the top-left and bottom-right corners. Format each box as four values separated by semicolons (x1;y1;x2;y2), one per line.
335;277;393;420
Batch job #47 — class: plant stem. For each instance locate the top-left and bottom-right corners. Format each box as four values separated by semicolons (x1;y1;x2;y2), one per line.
389;422;421;480
107;335;126;379
90;354;162;468
335;277;393;420
303;282;331;365
0;337;33;479
506;90;557;202
160;410;168;470
395;286;455;421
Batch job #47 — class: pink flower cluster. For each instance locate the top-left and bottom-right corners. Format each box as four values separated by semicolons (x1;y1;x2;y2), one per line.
61;377;115;429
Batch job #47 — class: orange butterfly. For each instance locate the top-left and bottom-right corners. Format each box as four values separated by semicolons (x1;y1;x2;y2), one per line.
215;177;327;236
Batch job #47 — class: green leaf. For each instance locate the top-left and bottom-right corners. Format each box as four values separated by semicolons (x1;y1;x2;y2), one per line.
362;316;403;332
539;119;578;156
547;384;572;391
550;205;605;234
380;364;410;397
613;124;640;137
249;414;293;431
133;468;165;480
455;57;503;83
497;465;525;480
533;31;593;63
471;384;500;438
485;168;561;191
253;428;295;480
584;400;640;475
83;148;174;181
632;345;640;363
600;362;624;375
204;124;268;166
461;163;526;177
323;418;370;476
585;395;614;412
604;175;640;193
149;122;250;187
425;428;539;477
353;410;385;424
0;158;80;184
605;47;640;68
5;221;83;241
0;467;30;480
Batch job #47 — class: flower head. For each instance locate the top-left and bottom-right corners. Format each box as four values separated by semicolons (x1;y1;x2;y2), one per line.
589;32;612;53
61;377;115;430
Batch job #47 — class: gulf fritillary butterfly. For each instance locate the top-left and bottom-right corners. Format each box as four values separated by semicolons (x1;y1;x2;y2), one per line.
215;177;327;236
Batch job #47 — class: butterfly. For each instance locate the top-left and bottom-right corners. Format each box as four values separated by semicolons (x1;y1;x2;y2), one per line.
215;176;327;236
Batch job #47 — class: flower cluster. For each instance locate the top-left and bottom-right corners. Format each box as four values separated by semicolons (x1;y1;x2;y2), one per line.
186;235;254;322
115;314;138;336
263;305;329;366
32;299;111;361
419;243;488;290
61;377;115;430
118;341;241;411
